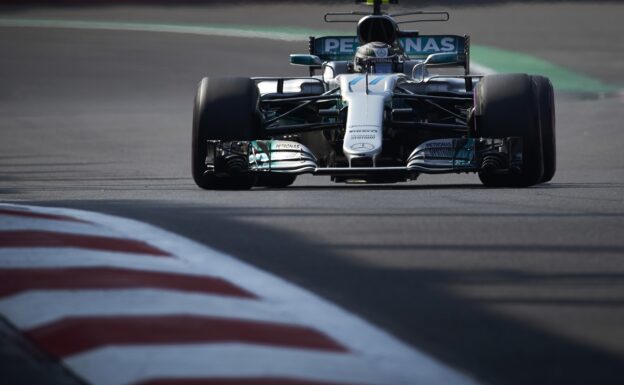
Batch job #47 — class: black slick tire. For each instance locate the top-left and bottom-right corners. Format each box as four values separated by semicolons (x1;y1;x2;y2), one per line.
532;75;556;183
475;73;544;187
192;77;260;190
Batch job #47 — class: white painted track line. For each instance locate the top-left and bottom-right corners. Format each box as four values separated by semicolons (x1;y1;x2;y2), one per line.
0;289;302;330
0;248;229;277
66;344;426;385
0;215;127;238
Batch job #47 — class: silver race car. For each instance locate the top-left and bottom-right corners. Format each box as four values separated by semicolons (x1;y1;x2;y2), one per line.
192;0;556;189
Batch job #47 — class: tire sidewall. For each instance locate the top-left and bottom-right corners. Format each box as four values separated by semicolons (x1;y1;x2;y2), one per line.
475;73;544;187
192;77;260;189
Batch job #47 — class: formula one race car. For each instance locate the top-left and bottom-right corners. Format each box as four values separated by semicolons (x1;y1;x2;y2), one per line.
192;0;556;189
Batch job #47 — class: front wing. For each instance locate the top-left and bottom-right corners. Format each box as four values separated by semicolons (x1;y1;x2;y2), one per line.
203;137;521;178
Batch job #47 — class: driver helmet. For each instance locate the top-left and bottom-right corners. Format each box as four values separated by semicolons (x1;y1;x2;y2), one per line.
354;41;400;74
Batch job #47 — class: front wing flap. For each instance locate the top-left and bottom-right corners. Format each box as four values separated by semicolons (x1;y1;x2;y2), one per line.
203;137;520;177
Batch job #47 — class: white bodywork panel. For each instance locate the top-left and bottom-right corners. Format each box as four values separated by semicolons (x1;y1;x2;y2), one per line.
338;74;402;165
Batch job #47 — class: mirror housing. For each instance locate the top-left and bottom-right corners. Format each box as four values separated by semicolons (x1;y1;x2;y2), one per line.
290;54;323;66
424;52;461;66
412;53;461;83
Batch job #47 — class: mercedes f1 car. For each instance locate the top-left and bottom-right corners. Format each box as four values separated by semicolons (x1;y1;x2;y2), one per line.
192;0;556;189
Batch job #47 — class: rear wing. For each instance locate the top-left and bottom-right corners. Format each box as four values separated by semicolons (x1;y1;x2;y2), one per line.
309;34;470;74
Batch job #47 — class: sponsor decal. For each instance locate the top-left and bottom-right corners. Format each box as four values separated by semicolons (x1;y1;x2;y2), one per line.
323;37;358;53
319;36;459;57
350;143;375;151
350;129;378;133
373;47;389;57
349;128;379;140
401;37;457;54
274;143;302;150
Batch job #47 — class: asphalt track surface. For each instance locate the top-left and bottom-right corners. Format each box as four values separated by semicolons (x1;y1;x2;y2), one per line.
1;2;624;385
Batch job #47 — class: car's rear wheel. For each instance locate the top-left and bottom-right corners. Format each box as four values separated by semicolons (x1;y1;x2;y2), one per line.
532;75;556;183
192;77;260;190
475;73;544;187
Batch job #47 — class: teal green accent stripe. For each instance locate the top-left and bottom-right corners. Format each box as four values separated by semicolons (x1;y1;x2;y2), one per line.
1;18;618;93
472;45;618;93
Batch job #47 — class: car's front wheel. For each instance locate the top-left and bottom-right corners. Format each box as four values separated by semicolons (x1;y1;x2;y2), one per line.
475;73;544;187
532;75;556;183
192;77;260;190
